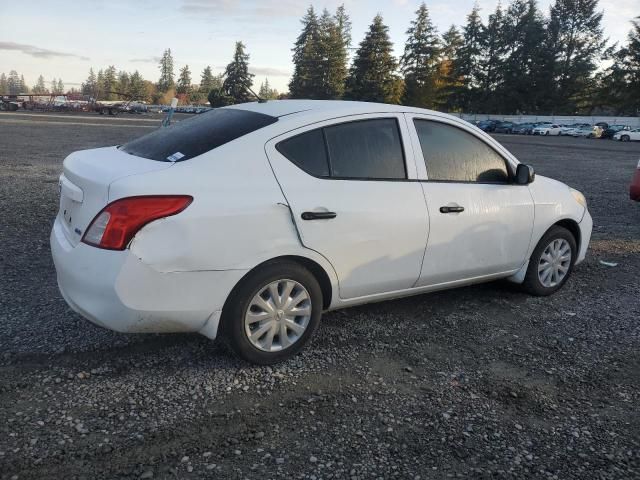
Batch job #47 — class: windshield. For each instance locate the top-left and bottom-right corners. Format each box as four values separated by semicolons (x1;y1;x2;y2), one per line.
120;108;278;162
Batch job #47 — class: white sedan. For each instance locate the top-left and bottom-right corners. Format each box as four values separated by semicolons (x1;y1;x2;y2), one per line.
51;100;592;364
533;124;563;136
614;128;640;142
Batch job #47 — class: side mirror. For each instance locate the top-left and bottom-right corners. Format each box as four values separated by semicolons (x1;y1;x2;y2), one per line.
515;164;535;185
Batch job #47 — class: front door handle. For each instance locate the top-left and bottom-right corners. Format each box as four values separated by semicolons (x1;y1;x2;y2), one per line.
440;205;464;214
301;211;337;221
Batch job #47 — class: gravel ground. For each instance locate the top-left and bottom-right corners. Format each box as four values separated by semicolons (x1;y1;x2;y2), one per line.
0;112;639;480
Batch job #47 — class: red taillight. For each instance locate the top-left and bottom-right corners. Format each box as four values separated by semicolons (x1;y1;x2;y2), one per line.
82;195;193;250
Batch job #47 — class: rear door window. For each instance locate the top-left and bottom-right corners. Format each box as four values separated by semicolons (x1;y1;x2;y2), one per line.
120;108;278;162
276;129;330;177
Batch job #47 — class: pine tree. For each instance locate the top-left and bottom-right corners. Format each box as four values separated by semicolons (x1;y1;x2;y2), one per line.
401;3;442;108
96;70;105;100
547;0;606;113
0;73;7;95
103;66;117;100
129;71;146;100
33;75;47;94
289;6;323;98
200;66;214;93
598;17;640;114
57;79;64;94
454;4;485;111
117;71;129;95
345;15;401;103
20;74;29;93
82;68;97;97
222;41;254;104
477;3;506;112
499;0;546;113
314;8;350;99
438;25;464;110
8;70;21;95
157;48;175;92
177;65;192;95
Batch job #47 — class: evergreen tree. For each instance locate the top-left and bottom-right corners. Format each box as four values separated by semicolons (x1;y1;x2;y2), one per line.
499;0;547;113
598;17;640;114
401;2;442;108
117;71;129;95
438;25;464;110
82;68;98;97
157;48;175;92
57;79;64;94
477;3;506;112
200;66;215;93
454;4;485;111
33;75;47;94
129;71;146;100
258;78;279;100
50;77;58;94
345;15;401;103
177;65;192;95
96;69;105;100
8;70;21;95
222;41;254;104
0;73;7;95
103;66;117;100
316;8;350;99
547;0;606;113
20;74;29;93
289;6;323;98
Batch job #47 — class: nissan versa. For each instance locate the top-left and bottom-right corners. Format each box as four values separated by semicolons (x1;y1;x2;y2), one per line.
51;100;592;364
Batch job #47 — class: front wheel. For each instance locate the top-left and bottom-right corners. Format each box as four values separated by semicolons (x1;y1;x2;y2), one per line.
221;261;323;364
621;135;630;142
521;226;577;296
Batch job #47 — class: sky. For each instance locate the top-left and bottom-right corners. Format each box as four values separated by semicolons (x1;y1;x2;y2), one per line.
0;0;637;93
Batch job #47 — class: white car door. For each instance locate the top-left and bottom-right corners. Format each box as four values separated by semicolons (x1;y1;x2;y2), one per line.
265;114;429;299
405;114;535;286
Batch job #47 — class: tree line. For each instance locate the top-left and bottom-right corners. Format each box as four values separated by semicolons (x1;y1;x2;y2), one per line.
286;2;639;115
2;1;638;115
0;71;65;95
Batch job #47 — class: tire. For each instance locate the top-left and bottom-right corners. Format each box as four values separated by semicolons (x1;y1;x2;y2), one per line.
545;131;549;136
521;226;577;296
220;261;323;365
621;135;630;142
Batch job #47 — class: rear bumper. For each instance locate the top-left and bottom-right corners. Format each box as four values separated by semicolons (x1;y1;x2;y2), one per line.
51;218;246;339
576;209;593;265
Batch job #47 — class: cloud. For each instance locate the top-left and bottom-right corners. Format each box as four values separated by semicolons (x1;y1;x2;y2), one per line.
130;56;162;63
0;41;89;61
250;66;290;77
179;0;306;19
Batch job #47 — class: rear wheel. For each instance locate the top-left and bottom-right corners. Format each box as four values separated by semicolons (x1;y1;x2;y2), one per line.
521;226;576;296
221;261;323;364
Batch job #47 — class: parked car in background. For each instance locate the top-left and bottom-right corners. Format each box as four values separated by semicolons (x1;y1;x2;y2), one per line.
631;160;640;201
571;126;602;138
50;100;592;364
494;121;518;134
614;128;640;142
533;124;563;136
477;120;501;132
514;123;536;135
601;125;630;139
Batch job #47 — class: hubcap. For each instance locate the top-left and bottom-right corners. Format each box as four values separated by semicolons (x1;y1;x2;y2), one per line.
244;279;312;352
538;238;572;288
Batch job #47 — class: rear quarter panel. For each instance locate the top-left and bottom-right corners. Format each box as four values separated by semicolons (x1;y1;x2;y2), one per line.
108;137;335;280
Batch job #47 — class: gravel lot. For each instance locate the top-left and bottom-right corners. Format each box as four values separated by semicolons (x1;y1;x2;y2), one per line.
1;111;639;480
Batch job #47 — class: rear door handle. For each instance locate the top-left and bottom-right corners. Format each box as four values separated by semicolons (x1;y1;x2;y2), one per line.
301;211;337;220
440;205;464;214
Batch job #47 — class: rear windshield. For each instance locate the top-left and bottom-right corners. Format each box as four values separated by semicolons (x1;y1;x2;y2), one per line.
120;108;278;162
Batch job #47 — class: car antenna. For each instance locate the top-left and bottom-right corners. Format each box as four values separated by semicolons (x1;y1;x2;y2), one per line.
245;83;267;103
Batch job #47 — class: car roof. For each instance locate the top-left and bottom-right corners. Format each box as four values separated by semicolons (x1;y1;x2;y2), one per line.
226;99;442;119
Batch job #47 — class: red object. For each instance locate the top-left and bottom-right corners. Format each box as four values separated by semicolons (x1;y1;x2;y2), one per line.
83;195;193;250
631;161;640;202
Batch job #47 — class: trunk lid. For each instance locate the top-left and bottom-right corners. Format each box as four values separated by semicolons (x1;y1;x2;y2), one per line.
57;146;174;246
